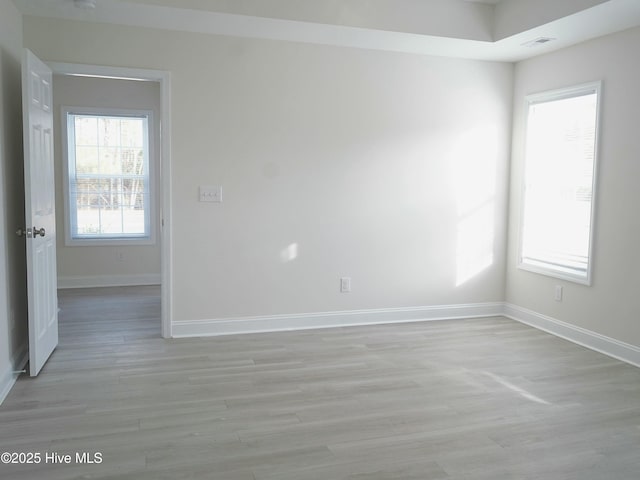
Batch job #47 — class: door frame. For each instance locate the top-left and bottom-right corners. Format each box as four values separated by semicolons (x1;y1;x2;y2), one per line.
48;62;173;338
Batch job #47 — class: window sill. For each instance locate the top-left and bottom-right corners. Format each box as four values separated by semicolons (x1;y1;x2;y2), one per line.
65;237;156;247
517;261;591;286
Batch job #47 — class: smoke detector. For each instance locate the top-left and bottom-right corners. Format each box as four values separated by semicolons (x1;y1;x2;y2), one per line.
74;0;97;8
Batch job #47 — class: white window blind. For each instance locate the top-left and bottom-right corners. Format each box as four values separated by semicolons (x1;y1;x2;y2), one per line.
519;83;600;285
65;110;152;243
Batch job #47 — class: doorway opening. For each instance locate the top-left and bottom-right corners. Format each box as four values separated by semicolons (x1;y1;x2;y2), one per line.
49;63;172;339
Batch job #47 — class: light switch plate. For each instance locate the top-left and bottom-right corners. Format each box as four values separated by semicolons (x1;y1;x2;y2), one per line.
199;185;222;203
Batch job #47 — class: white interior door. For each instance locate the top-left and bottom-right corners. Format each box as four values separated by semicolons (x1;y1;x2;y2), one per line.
22;48;58;376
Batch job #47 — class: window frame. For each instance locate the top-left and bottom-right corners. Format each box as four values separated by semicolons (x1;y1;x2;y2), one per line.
61;106;156;246
517;81;602;286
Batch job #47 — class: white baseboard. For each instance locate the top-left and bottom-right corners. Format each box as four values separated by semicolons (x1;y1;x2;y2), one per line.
174;301;640;369
58;274;161;289
172;302;504;338
2;300;637;405
0;344;28;405
503;303;640;368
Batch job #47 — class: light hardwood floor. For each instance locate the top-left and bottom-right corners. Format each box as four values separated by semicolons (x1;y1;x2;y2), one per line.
1;286;639;479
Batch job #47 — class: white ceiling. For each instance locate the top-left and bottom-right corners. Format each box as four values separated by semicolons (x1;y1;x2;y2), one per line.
12;0;640;62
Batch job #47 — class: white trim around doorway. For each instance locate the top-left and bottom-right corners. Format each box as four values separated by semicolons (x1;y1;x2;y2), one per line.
47;62;173;339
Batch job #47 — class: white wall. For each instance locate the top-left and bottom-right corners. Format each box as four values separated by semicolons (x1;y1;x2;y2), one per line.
507;26;640;347
24;16;513;330
52;75;161;288
0;0;28;402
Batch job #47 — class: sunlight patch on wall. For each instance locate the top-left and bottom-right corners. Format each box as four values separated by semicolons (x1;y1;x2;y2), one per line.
456;203;495;286
454;126;498;287
280;242;299;263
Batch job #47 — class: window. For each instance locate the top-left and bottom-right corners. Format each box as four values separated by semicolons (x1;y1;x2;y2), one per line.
518;82;601;285
63;108;153;245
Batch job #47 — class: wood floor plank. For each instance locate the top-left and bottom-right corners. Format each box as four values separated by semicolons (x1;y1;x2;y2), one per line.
1;286;639;479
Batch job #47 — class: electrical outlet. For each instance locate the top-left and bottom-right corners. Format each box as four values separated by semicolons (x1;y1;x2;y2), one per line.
554;285;563;302
340;277;351;293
